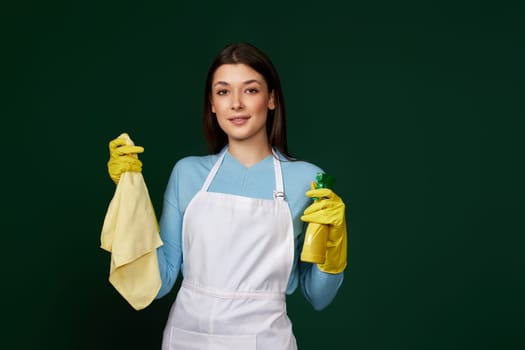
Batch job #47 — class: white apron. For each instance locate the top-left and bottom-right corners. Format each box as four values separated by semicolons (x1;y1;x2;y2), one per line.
162;150;297;350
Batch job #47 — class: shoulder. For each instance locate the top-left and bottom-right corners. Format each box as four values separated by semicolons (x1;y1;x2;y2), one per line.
279;157;324;212
164;153;220;211
280;157;324;186
171;154;218;178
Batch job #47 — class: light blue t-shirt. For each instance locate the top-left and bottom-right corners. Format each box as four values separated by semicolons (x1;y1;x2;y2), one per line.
156;149;344;310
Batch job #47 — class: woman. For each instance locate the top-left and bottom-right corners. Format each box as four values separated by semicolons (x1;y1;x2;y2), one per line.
107;42;347;349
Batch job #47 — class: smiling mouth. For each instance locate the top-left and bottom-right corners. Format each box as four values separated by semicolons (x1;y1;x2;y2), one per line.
228;116;250;125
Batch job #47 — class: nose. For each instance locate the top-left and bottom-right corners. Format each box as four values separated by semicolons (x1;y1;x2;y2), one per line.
231;91;243;110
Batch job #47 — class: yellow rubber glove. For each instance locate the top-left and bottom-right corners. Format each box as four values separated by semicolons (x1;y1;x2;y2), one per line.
301;184;347;274
107;133;145;184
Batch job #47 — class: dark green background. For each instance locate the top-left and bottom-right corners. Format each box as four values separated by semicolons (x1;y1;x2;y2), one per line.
3;0;524;349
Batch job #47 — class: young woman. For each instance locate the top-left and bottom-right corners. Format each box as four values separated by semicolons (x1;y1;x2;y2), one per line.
107;42;348;349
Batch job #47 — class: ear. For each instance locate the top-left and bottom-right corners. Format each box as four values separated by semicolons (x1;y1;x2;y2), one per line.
268;90;276;110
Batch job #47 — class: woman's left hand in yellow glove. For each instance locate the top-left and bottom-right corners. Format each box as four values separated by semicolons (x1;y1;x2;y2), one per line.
301;185;348;274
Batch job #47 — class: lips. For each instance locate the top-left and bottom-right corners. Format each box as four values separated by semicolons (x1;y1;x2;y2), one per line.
228;116;250;126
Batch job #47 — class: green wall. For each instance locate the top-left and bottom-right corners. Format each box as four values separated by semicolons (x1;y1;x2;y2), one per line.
4;0;524;349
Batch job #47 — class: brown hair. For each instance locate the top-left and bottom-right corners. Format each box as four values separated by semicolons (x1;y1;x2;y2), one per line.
202;42;292;159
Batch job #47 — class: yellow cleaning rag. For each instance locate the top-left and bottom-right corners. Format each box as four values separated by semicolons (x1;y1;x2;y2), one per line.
100;133;163;310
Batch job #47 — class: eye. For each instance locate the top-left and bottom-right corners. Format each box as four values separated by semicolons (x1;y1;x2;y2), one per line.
216;89;229;96
245;88;259;94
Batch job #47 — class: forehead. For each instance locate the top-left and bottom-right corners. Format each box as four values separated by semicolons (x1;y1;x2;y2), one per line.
212;63;267;85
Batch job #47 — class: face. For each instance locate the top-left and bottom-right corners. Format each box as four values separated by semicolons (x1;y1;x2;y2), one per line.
210;63;275;145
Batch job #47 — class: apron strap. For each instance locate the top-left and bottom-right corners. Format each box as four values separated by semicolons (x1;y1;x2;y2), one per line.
201;149;227;192
272;149;285;201
201;147;286;201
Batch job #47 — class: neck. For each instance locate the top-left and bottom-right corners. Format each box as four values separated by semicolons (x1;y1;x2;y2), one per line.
227;138;272;167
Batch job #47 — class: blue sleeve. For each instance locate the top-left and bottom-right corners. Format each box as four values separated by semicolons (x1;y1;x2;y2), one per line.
155;196;183;299
300;266;344;311
154;159;186;299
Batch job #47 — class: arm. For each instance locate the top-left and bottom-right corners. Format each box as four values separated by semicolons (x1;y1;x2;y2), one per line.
155;197;183;299
154;160;187;299
279;159;347;310
300;264;344;311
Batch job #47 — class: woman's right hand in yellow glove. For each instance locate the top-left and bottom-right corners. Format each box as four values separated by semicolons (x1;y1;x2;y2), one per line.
107;133;144;184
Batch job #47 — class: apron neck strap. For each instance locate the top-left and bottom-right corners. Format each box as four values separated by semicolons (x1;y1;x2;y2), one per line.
272;149;285;200
201;148;227;191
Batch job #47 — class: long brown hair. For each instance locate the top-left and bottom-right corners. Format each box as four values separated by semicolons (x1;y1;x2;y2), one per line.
202;42;292;159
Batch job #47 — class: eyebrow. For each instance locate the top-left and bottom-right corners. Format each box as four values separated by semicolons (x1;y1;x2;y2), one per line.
213;79;262;87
